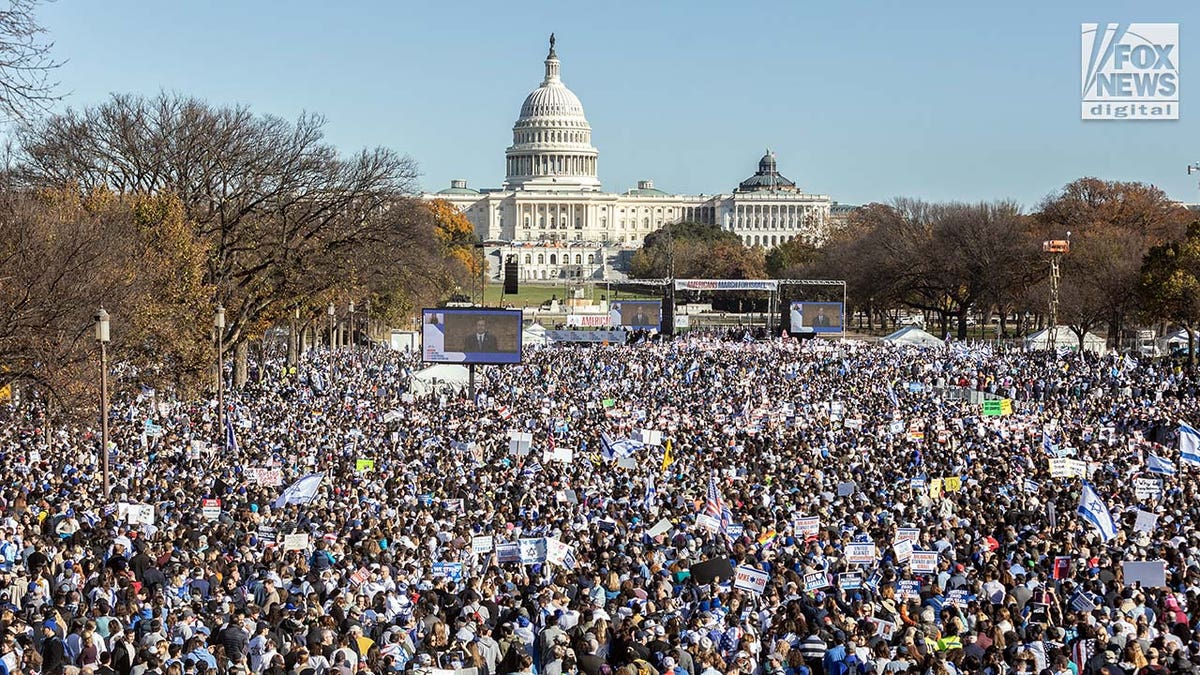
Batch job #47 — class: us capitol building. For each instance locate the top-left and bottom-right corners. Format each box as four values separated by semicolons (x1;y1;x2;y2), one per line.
424;36;842;283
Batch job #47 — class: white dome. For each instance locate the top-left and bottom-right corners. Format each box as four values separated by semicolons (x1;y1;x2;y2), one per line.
504;36;600;192
520;83;586;120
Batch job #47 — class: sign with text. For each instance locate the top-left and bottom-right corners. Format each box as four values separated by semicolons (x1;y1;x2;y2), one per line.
733;565;769;594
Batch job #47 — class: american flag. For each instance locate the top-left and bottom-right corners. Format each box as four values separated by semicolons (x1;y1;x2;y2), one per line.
705;473;732;532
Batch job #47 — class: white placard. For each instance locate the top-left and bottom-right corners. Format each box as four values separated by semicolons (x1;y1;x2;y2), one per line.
125;504;155;526
282;533;310;552
1133;510;1158;533
846;543;876;565
795;516;820;538
893;540;913;564
647;518;673;538
696;514;722;533
910;550;938;574
471;535;494;554
1122;560;1167;588
733;565;768;594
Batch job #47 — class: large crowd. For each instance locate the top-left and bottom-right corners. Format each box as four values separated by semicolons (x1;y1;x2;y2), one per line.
1;335;1199;675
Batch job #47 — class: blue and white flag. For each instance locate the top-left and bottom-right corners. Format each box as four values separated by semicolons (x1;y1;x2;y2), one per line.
273;473;323;509
600;433;643;460
886;381;900;409
644;473;656;511
685;361;699;385
1077;482;1118;543
1179;421;1200;466
1146;453;1177;476
1042;432;1058;457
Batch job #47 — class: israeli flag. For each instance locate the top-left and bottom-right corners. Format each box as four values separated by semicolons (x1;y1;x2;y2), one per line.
1146;453;1177;476
1077;482;1118;543
273;473;324;509
685;361;699;385
1179;421;1200;466
600;433;642;460
1042;432;1058;457
887;381;900;409
225;415;239;453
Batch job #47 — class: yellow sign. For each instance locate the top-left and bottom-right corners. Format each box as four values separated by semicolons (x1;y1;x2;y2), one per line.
943;476;962;492
0;384;10;403
355;458;375;472
929;478;943;499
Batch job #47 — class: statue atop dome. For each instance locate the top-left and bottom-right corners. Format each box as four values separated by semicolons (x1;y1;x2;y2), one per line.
548;33;556;58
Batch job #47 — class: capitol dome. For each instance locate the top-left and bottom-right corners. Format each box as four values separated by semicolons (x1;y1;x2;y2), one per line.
504;35;600;192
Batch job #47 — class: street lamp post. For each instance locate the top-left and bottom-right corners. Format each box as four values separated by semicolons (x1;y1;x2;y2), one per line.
96;308;111;498
214;305;225;442
348;301;356;351
327;303;336;383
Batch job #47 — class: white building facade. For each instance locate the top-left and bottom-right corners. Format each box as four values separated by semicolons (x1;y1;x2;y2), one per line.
424;36;835;282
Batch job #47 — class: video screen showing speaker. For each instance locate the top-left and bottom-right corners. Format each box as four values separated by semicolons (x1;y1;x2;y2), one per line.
422;308;523;364
609;300;662;330
788;301;843;335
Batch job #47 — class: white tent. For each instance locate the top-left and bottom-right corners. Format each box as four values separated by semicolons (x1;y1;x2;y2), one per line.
523;322;548;347
1024;326;1107;355
882;326;945;348
1160;329;1194;354
410;364;470;397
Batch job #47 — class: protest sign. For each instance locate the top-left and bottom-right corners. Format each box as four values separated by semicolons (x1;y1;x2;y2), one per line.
201;499;221;521
248;467;283;487
869;618;896;641
846;543;876;566
1134;478;1162;501
355;458;375;472
896;579;921;600
432;562;465;582
910;550;938;574
795;516;820;539
1133;510;1158;533
471;535;494;554
282;533;309;552
518;538;547;565
942;476;962;492
836;481;856;497
496;542;520;564
803;571;830;592
690;558;735;585
1122;560;1167;588
256;525;277;546
893;540;913;564
647;518;673;538
894;528;920;545
126;504;155;526
696;514;722;533
733;565;769;594
839;572;863;590
946;589;974;608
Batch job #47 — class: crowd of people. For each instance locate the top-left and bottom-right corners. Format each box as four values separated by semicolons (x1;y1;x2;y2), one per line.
1;335;1199;675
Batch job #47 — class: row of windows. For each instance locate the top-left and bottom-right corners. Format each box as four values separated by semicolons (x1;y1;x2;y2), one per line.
520;253;597;265
516;129;589;145
744;234;814;247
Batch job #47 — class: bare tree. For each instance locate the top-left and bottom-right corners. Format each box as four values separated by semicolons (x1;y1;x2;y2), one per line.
16;94;451;380
0;0;61;121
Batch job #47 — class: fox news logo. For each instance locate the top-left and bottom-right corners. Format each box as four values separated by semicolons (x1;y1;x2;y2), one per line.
1082;23;1178;120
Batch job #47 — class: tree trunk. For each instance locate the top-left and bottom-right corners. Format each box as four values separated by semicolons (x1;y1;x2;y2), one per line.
956;308;969;341
938;312;949;339
288;324;298;366
1189;327;1196;368
235;342;249;388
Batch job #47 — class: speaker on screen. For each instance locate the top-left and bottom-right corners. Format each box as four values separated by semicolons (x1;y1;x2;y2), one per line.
504;255;519;295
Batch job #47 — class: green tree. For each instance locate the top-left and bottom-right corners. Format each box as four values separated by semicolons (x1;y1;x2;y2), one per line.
630;221;764;279
765;237;821;278
1140;221;1200;365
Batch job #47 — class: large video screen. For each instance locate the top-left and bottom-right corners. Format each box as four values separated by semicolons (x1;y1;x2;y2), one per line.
788;301;843;334
422;308;523;364
609;300;662;330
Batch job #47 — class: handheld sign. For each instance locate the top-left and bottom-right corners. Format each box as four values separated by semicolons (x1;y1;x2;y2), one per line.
733;566;769;595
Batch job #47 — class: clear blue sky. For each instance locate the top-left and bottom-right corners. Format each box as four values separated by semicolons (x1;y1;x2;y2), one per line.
35;0;1200;208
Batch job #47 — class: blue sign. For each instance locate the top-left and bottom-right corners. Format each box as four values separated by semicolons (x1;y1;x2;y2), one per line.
432;562;464;582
